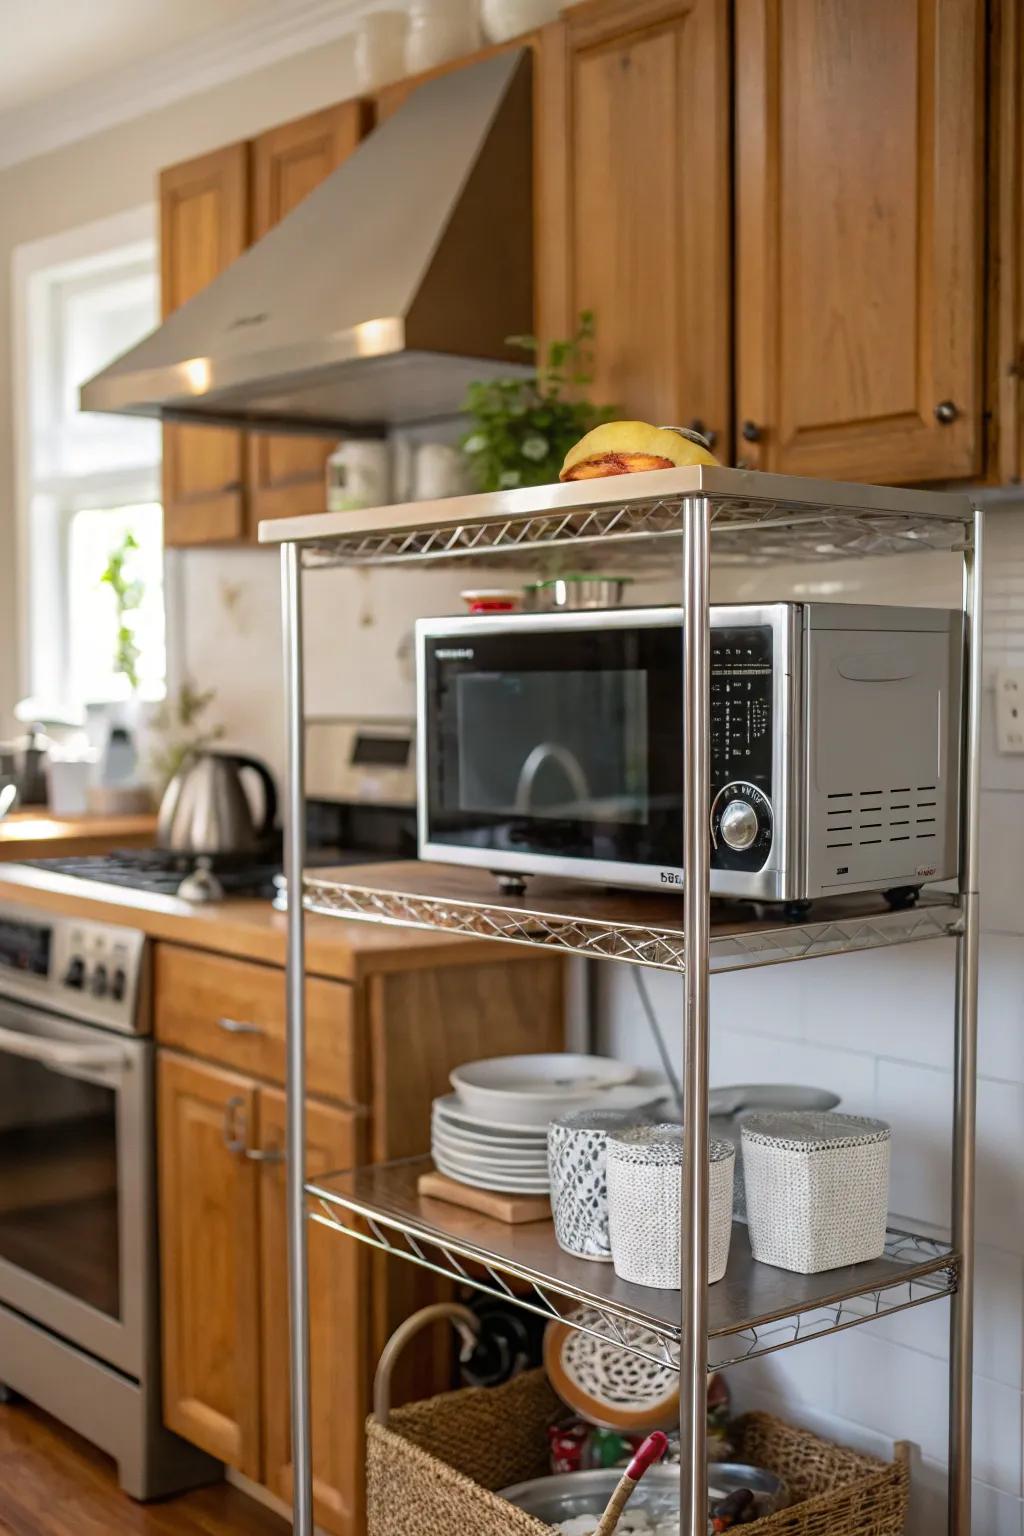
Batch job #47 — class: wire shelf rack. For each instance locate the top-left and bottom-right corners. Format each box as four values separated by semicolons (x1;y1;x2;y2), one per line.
303;863;963;974
308;1159;958;1373
259;465;975;572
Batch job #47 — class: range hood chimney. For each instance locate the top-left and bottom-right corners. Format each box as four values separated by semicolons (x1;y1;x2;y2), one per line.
81;49;534;434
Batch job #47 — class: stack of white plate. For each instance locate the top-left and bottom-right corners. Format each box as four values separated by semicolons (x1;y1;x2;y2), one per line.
431;1055;667;1195
432;1096;550;1192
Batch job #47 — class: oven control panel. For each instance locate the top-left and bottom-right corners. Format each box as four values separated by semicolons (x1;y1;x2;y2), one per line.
710;626;775;871
0;905;147;1034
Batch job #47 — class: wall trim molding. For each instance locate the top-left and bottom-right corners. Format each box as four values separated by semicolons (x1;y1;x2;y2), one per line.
0;0;375;173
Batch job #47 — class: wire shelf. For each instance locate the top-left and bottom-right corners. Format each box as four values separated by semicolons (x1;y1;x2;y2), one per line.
258;465;975;571
303;862;962;975
308;1159;958;1373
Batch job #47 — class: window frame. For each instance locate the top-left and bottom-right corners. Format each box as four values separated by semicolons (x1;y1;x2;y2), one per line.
12;204;174;712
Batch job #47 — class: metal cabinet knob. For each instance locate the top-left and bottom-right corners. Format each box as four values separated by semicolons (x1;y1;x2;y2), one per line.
934;400;959;425
687;419;718;450
741;420;762;444
217;1016;264;1036
243;1145;285;1164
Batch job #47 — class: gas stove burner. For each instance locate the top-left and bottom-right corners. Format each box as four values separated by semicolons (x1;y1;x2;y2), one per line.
25;848;283;900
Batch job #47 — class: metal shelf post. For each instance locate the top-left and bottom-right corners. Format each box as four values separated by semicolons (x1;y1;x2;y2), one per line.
282;542;313;1536
949;508;983;1535
680;495;712;1533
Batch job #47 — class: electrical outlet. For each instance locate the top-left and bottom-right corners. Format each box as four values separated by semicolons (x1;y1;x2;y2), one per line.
995;668;1024;753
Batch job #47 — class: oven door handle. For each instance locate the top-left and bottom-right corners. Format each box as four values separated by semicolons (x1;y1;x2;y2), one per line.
0;1022;130;1082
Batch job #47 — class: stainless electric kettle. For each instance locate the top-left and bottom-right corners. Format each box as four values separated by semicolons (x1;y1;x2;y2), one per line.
157;750;277;855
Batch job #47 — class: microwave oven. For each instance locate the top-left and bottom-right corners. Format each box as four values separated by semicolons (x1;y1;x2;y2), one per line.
415;603;963;908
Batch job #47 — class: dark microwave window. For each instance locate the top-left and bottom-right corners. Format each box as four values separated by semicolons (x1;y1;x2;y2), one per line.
453;670;649;825
0;919;51;977
350;734;411;767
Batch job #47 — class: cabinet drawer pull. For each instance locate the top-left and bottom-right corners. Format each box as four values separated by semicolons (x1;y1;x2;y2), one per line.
223;1094;247;1154
217;1016;264;1036
243;1145;285;1164
934;400;959;425
740;419;763;444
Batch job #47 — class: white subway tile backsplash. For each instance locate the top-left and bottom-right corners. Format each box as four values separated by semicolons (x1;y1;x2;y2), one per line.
708;1030;877;1115
711;963;806;1040
801;943;956;1070
724;1333;838;1412
979;935;1024;1083
979;790;1024;936
832;1333;949;1462
909;1463;1024;1536
969;1480;1024;1536
875;1060;952;1229
876;1063;1024;1250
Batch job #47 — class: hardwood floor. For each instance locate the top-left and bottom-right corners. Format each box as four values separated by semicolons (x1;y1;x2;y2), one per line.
0;1400;289;1535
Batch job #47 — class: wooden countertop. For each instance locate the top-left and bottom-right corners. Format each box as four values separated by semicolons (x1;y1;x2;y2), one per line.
0;861;518;983
0;811;157;860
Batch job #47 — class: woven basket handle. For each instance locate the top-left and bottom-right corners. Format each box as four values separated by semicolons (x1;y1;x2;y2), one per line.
373;1303;481;1425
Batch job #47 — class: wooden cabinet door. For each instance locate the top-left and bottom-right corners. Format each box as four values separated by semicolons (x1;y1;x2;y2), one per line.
538;0;730;449
157;1052;262;1476
993;0;1023;483
160;144;250;545
259;1090;366;1536
735;0;983;483
248;102;371;530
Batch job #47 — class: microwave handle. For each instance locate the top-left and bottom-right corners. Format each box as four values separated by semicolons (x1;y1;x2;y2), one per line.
0;1022;130;1083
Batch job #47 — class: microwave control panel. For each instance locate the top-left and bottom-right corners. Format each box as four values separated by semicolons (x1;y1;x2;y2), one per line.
709;626;774;871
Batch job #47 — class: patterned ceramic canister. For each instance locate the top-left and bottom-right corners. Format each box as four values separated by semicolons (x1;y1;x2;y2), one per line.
606;1124;735;1289
548;1108;652;1262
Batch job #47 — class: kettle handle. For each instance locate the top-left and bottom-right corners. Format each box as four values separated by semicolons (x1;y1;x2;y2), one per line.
231;755;278;839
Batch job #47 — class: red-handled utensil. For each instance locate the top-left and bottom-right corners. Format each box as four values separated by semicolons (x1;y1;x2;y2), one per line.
592;1430;670;1536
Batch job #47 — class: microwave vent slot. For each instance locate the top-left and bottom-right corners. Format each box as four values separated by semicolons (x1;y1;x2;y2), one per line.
825;786;944;849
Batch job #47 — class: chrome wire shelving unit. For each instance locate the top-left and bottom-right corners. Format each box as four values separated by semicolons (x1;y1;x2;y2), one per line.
264;465;981;1536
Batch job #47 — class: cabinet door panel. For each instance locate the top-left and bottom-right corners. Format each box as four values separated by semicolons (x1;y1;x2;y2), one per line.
248;102;370;529
160;144;250;544
736;0;983;482
157;1052;261;1476
260;1091;366;1536
541;0;730;448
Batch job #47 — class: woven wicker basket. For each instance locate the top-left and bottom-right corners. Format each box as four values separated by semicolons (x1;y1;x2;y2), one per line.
366;1368;909;1536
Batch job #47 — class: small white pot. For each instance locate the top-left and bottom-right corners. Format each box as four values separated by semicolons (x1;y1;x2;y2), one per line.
606;1125;735;1290
741;1111;891;1274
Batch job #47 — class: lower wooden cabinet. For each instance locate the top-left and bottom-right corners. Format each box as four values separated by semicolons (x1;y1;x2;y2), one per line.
157;1051;364;1532
158;1054;262;1477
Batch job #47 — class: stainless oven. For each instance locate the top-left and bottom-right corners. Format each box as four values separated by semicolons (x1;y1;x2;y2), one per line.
417;603;963;907
0;903;214;1498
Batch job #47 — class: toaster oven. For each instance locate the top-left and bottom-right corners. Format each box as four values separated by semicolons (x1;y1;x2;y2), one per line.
416;603;963;909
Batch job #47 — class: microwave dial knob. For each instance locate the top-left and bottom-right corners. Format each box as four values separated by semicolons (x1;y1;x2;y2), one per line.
719;797;760;852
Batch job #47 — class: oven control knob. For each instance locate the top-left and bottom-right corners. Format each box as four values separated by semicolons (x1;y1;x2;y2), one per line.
90;963;109;999
110;967;127;1003
720;797;760;852
63;956;86;990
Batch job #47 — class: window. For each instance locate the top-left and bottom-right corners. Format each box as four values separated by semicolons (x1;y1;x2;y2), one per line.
14;206;165;711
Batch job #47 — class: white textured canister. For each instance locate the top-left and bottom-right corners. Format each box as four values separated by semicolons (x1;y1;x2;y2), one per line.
606;1125;735;1290
741;1111;891;1274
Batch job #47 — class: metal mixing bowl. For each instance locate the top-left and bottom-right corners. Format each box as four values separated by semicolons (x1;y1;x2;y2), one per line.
499;1462;786;1526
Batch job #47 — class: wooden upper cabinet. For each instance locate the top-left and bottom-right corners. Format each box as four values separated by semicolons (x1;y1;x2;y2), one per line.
735;0;984;483
160;143;250;545
157;1053;262;1478
537;0;730;450
993;0;1023;484
248;101;372;530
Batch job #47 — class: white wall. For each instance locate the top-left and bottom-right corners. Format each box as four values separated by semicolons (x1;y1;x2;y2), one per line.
599;505;1024;1536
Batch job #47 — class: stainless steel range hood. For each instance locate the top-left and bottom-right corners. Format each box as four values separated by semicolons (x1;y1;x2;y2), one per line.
81;50;534;434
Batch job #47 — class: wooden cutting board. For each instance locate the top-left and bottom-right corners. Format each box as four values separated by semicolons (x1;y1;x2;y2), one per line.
417;1169;552;1225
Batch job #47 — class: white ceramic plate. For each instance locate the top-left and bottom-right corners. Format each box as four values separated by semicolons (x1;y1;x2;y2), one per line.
431;1123;548;1162
433;1148;550;1186
432;1093;553;1139
431;1133;549;1172
450;1055;637;1126
433;1153;551;1194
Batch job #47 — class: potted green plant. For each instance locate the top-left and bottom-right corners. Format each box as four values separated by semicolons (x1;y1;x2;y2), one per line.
460;311;617;492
